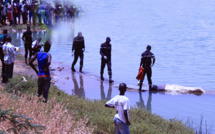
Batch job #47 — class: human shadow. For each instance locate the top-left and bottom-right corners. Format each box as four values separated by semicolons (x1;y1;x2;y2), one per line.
100;81;112;100
136;91;152;112
71;72;85;99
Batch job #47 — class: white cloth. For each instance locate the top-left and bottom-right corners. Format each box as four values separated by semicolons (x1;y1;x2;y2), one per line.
32;40;40;48
32;40;37;48
106;95;130;123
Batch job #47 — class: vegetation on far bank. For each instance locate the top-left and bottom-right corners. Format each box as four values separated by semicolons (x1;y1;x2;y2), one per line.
0;75;195;134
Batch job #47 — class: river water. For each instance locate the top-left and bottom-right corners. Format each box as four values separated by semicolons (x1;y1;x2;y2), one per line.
71;0;215;132
71;0;215;91
9;0;215;132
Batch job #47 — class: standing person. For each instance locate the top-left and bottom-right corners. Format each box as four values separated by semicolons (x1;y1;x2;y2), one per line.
21;1;28;24
17;2;22;25
13;2;19;25
0;3;2;26
45;3;54;27
0;29;8;82
139;45;155;91
71;32;85;73
54;4;62;24
105;83;130;134
1;2;7;26
28;1;36;26
7;1;13;26
37;3;43;25
29;40;52;103
2;36;16;83
100;37;114;83
22;25;32;64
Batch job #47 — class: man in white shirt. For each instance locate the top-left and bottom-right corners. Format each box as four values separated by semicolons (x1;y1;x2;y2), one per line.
2;36;16;83
105;83;130;134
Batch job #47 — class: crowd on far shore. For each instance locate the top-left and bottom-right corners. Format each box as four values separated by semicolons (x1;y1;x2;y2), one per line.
0;0;80;27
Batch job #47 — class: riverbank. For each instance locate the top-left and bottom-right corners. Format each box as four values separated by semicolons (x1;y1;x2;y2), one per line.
0;53;196;133
0;24;48;34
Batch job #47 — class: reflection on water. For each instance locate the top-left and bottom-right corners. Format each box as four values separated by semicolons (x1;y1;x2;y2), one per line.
71;72;85;99
72;0;215;91
136;91;152;112
9;30;51;49
100;82;112;100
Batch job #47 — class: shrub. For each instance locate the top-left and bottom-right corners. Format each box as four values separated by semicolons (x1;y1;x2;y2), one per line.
1;83;94;133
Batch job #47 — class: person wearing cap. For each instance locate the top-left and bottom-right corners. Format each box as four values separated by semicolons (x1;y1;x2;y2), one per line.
139;45;155;91
71;32;85;73
100;37;114;83
105;83;130;134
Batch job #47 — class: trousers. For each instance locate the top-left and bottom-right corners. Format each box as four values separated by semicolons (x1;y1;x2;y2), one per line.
100;58;112;75
140;66;152;85
4;62;14;83
114;117;130;134
24;42;32;59
72;52;84;68
37;76;51;102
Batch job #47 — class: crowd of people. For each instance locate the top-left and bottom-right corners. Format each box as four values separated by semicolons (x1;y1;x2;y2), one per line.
72;32;156;133
0;23;156;133
0;26;51;104
0;0;79;27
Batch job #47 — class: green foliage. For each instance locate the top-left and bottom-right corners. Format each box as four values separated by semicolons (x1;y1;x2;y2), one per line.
5;75;195;134
4;75;37;95
0;105;45;134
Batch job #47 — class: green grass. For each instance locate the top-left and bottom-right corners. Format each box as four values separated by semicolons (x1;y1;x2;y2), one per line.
4;75;195;134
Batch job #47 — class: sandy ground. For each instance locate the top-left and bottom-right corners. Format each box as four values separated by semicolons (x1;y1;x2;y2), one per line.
0;56;37;87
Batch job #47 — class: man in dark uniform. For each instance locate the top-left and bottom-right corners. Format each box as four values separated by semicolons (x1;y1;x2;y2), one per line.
139;45;155;91
71;32;85;73
100;37;114;83
22;25;33;64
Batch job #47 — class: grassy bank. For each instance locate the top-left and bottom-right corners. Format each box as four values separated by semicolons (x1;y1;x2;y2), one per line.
0;88;93;133
0;75;195;134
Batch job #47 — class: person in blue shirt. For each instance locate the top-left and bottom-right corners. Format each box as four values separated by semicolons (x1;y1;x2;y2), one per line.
29;40;52;103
